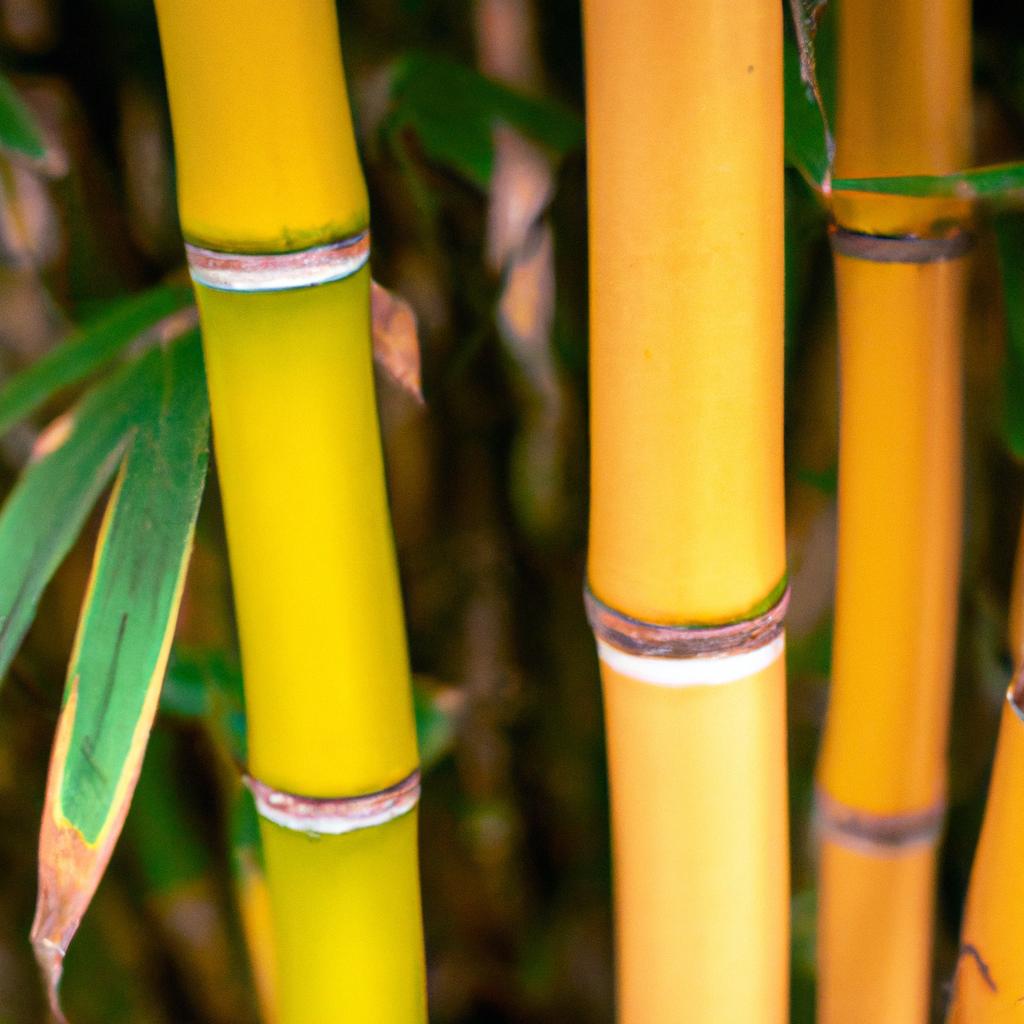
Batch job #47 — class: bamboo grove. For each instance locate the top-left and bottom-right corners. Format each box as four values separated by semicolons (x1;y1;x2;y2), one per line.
4;0;1024;1021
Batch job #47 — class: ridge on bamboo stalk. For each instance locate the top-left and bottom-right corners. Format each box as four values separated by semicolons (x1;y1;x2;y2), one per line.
153;2;426;1021
583;1;788;1020
814;1;970;1022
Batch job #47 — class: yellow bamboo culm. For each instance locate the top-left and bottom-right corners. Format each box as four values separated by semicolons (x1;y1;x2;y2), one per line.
583;2;788;1021
946;525;1024;1022
814;1;971;1022
153;2;426;1021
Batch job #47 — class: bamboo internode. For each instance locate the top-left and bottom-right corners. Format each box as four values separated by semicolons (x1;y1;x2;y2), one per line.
947;689;1024;1022
948;527;1024;1021
815;1;970;1020
154;1;426;1021
583;0;788;1019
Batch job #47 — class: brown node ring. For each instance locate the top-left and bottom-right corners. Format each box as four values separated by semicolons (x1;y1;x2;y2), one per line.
244;767;421;836
829;225;974;264
815;788;945;854
186;229;370;292
584;583;789;659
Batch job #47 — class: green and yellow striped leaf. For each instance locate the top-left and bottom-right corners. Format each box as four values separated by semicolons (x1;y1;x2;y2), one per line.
30;332;209;1021
0;283;194;437
0;356;159;687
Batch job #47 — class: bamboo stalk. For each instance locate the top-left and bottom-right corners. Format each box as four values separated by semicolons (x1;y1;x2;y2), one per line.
152;3;426;1021
814;2;971;1021
582;2;788;1021
944;520;1024;1020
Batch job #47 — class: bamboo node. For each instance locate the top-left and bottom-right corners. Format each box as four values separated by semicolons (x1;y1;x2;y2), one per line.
814;789;945;855
185;230;370;292
244;768;420;836
829;225;974;264
584;584;788;687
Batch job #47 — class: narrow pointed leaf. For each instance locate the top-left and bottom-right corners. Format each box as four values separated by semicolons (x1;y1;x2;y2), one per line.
413;677;461;771
385;52;582;189
0;284;195;437
31;332;210;1019
833;162;1024;203
996;213;1024;460
784;0;834;190
0;355;163;687
0;70;45;159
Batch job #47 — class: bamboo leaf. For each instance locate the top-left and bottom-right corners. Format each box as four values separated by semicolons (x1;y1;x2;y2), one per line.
0;70;45;159
0;356;162;687
784;9;832;190
833;162;1024;203
385;52;582;189
996;213;1024;460
31;332;210;1020
784;0;834;191
413;678;460;771
0;283;195;437
372;280;423;402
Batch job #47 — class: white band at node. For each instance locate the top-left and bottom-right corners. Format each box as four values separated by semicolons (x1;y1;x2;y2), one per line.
596;634;785;687
186;231;370;292
245;768;420;836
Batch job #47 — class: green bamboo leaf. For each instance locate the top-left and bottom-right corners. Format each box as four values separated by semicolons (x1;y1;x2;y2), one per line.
31;332;210;1021
833;162;1024;203
784;0;834;191
413;677;460;771
385;52;582;189
0;356;161;687
996;213;1024;460
784;11;832;189
0;70;45;159
0;283;195;437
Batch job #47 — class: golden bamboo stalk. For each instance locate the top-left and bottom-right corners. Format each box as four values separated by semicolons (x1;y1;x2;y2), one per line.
152;2;426;1020
583;2;788;1020
946;522;1024;1020
814;1;971;1021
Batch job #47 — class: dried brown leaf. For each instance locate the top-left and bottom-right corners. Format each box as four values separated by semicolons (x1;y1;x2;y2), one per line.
371;280;423;403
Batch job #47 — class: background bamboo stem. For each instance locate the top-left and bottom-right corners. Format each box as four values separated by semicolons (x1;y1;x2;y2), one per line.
814;1;971;1020
583;1;787;1019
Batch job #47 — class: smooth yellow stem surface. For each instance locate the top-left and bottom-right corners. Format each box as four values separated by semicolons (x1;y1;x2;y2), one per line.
816;1;969;1021
154;0;367;250
585;0;785;626
818;839;936;1024
948;698;1024;1022
834;0;971;180
602;659;788;1023
260;814;426;1024
196;273;418;799
818;258;964;816
154;3;426;1021
584;5;787;1021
